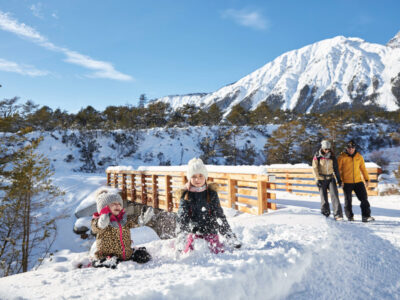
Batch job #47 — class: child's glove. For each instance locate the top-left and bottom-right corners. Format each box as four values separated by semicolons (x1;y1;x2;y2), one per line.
98;206;111;229
225;232;242;249
99;206;111;215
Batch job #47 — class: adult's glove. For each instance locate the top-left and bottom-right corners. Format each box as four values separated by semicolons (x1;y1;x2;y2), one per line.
316;181;322;188
337;181;342;188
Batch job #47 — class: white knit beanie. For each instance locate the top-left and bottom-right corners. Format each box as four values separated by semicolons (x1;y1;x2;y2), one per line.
321;140;331;150
95;187;123;213
186;158;208;180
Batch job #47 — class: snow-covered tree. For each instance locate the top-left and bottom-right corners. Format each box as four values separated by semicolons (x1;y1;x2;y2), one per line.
0;129;63;277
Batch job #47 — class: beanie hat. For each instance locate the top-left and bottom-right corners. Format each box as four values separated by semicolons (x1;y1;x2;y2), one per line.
186;158;208;180
347;140;356;148
321;140;331;150
95;187;123;213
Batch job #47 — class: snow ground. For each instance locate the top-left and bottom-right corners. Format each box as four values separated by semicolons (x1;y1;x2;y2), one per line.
0;172;399;300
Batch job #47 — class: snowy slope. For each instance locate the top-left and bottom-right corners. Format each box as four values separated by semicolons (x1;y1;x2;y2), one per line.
155;33;400;114
0;178;399;300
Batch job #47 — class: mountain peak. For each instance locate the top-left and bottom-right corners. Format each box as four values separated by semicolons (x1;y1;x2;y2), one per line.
387;31;400;48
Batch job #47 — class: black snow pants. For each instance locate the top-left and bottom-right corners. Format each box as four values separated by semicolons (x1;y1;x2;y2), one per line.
318;177;343;218
343;182;371;219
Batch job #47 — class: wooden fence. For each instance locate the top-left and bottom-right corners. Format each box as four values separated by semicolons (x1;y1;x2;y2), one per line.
106;166;381;216
266;166;381;197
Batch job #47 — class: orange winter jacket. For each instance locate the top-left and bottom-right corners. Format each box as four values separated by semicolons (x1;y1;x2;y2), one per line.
337;151;369;184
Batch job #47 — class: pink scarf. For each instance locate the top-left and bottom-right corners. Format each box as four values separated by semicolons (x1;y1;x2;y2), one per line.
93;209;125;222
185;182;207;192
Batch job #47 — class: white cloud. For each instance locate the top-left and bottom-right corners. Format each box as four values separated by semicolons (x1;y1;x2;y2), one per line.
30;3;44;19
0;10;133;81
0;58;49;76
221;8;269;30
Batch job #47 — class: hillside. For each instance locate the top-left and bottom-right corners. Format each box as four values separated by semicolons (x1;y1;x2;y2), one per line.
155;32;400;115
0;170;399;300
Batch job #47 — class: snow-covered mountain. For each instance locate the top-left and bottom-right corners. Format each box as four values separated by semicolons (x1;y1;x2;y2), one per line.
155;32;400;115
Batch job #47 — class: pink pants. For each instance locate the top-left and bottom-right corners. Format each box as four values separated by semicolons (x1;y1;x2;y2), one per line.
183;233;225;254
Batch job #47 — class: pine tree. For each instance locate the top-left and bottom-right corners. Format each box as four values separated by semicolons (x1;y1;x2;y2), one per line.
249;102;274;125
317;113;350;153
78;131;100;172
219;126;243;165
226;104;249;126
206;103;223;125
264;120;303;164
0;129;63;276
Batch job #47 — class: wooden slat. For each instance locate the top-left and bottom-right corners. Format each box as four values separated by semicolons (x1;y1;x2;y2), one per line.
267;173;315;179
237;188;258;197
212;178;228;184
236;180;258;188
217;186;228;192
237;196;258;206
237;205;259;215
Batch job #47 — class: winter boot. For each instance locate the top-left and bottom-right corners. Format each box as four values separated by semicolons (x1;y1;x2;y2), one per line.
362;216;375;223
131;247;152;264
334;216;344;221
92;256;119;269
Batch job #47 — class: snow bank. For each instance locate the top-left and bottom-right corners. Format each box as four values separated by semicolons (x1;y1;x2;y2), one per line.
106;166;135;172
1;201;400;300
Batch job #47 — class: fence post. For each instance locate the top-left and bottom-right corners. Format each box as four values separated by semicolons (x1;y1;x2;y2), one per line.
285;172;292;193
121;173;127;200
227;178;237;209
107;172;111;186
257;178;267;215
130;174;136;202
113;172;118;188
141;173;147;205
152;175;158;209
165;175;172;212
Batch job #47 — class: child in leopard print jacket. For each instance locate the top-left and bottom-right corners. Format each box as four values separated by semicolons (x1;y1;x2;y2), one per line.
91;188;151;268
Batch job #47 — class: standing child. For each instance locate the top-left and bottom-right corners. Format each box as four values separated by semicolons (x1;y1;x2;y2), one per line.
177;158;241;254
91;188;151;268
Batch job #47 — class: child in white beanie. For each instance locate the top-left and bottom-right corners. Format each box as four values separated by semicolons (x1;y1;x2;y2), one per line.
177;158;241;253
91;187;151;268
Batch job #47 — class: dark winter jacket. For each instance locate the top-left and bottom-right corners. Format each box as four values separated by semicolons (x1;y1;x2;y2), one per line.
177;183;233;237
312;149;341;184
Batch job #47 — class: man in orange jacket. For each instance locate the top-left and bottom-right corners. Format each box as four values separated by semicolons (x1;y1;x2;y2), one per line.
338;140;375;222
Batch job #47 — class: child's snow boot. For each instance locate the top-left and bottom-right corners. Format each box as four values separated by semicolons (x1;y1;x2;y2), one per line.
131;247;151;264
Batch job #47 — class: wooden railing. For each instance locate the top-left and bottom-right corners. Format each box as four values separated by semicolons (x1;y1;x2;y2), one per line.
266;166;381;197
106;165;381;216
106;170;277;215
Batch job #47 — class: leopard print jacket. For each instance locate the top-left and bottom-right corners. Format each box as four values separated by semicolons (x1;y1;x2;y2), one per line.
91;215;139;260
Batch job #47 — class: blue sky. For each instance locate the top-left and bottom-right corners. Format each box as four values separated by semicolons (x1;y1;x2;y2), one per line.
0;0;399;113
